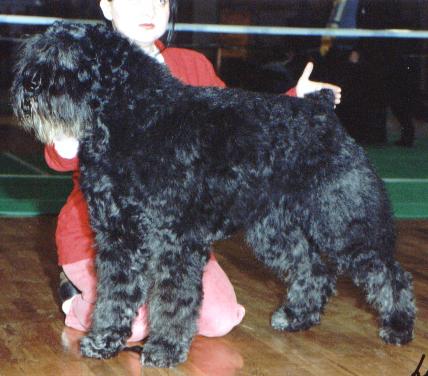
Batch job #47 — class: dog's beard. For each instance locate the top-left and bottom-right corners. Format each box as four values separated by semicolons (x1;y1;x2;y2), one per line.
17;94;90;145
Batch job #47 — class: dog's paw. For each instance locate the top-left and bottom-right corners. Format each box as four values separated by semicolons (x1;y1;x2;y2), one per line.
141;340;189;368
271;307;320;332
379;314;414;345
80;331;125;359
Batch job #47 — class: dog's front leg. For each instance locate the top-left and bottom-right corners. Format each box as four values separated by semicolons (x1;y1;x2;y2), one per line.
141;246;207;368
80;252;149;359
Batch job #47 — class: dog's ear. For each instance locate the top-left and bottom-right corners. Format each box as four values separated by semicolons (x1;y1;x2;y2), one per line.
304;89;335;110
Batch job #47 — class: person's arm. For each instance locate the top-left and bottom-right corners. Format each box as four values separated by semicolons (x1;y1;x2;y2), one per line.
285;87;297;97
44;136;79;172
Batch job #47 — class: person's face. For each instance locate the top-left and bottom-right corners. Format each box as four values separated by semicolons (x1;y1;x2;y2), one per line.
100;0;170;47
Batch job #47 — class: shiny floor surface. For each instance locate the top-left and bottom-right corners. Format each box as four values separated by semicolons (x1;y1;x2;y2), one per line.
0;217;427;375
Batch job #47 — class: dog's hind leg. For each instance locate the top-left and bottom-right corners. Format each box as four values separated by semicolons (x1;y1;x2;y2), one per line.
246;211;336;332
348;250;415;344
141;242;208;368
80;251;149;359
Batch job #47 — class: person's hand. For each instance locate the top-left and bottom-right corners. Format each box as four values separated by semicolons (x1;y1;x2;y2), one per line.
295;62;342;105
53;135;79;159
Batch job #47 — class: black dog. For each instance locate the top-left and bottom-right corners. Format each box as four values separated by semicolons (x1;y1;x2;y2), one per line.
11;23;415;367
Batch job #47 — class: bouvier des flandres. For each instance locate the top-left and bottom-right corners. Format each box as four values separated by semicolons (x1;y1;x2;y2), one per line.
11;22;415;367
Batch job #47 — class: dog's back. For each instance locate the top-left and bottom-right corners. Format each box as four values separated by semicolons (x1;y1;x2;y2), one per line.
91;64;390;255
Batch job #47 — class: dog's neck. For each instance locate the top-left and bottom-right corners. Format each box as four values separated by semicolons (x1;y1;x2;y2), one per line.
126;41;180;91
103;30;179;91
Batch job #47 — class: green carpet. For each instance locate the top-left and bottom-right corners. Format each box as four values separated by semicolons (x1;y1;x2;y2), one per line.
0;152;72;216
0;139;427;218
366;138;428;218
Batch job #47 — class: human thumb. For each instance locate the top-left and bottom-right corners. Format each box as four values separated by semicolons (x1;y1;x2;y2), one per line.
299;62;314;82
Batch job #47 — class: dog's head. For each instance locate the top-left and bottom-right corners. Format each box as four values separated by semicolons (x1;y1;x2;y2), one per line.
11;22;115;144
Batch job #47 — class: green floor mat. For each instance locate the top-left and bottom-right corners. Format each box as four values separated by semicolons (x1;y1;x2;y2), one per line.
0;152;46;175
0;176;72;216
366;138;428;179
0;152;72;216
366;138;428;218
386;182;428;219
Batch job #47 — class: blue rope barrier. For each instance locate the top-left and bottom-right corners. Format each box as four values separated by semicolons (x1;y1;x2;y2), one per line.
1;14;428;39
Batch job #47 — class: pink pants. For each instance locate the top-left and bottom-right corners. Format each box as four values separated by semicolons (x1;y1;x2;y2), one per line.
63;255;245;342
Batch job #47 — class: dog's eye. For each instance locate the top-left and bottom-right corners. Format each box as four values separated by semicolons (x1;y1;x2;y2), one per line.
24;71;42;93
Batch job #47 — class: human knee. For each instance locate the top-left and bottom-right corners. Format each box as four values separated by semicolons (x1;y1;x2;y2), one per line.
198;304;245;337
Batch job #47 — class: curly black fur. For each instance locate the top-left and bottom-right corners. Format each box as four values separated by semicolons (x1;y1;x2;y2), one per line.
11;22;416;367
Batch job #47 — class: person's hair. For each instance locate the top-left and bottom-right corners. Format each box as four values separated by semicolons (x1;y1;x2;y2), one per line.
105;0;177;46
165;0;177;46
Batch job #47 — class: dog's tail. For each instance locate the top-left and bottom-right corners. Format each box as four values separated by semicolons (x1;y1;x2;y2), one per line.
304;89;336;110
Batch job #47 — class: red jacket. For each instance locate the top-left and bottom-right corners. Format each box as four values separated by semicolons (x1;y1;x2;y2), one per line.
45;43;295;265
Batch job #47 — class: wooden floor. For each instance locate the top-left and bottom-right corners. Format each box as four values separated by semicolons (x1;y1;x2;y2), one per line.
0;217;427;375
